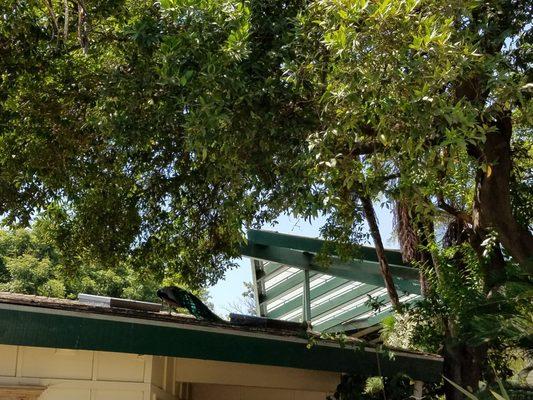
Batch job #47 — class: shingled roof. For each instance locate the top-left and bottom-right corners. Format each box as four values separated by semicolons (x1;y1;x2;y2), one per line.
0;292;442;382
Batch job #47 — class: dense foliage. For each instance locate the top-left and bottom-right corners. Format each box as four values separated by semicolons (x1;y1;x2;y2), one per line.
0;0;313;287
1;0;531;398
0;224;171;302
327;374;414;400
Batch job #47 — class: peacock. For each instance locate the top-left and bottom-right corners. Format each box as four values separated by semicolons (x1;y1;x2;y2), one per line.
157;286;224;323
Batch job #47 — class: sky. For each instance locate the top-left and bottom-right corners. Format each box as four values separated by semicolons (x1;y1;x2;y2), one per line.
208;205;398;316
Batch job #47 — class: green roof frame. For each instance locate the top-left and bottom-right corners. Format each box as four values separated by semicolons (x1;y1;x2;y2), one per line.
241;230;421;331
267;277;347;319
247;229;406;265
242;230;420;294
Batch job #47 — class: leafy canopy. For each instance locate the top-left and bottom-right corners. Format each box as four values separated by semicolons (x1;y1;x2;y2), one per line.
1;0;531;283
0;224;163;301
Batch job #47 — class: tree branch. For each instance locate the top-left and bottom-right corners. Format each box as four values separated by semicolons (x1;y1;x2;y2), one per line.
360;195;401;309
42;0;60;39
437;195;473;225
63;0;69;42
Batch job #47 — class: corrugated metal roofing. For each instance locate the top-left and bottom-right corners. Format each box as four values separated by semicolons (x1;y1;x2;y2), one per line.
244;230;421;333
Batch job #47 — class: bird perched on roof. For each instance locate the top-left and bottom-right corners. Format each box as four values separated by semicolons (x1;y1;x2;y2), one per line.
157;286;224;323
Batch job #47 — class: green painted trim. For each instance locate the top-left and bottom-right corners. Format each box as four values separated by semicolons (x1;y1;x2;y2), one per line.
247;230;406;266
267;277;348;319
242;243;420;295
0;306;442;381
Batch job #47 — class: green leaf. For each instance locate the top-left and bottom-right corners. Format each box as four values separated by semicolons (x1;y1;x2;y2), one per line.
443;376;479;400
495;377;510;400
490;391;509;400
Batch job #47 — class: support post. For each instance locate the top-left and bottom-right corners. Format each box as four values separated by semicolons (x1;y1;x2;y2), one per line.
413;380;423;400
250;259;264;316
302;268;312;322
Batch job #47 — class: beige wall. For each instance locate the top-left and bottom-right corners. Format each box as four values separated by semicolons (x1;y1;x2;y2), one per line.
0;345;153;400
190;383;331;400
0;345;338;400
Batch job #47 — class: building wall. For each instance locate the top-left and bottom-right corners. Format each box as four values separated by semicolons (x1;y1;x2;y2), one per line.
189;383;331;400
0;345;153;400
0;345;338;400
151;357;339;400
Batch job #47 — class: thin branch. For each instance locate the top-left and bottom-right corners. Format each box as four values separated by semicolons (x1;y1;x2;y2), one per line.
63;0;69;42
42;0;59;39
77;0;89;54
360;195;401;309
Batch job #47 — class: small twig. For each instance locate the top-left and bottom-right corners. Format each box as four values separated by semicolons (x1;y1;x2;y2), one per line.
77;0;89;54
63;0;69;42
42;0;59;39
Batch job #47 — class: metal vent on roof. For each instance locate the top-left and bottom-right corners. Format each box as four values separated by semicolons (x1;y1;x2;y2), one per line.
78;293;162;312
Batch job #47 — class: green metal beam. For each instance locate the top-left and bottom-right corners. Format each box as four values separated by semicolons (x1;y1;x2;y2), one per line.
247;229;406;266
267;277;348;319
262;261;286;276
363;297;420;327
241;243;420;295
302;269;312;321
322;296;422;333
251;260;266;316
322;311;392;333
263;270;318;302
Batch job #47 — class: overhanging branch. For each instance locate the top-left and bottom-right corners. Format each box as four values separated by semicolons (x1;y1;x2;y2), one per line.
437;195;473;225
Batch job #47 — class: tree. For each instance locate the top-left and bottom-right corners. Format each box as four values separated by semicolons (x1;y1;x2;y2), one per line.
280;2;532;397
0;225;166;302
0;0;312;287
225;281;257;316
1;0;531;397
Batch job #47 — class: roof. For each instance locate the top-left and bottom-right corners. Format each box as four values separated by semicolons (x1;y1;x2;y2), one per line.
0;292;442;382
242;230;421;333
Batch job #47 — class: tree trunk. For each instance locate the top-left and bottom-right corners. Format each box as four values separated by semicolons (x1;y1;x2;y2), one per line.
440;220;495;400
443;320;487;400
416;224;434;297
469;229;508;293
360;195;400;308
473;112;533;271
393;200;434;297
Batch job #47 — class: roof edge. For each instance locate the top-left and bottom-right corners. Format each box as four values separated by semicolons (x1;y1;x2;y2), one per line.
0;294;443;382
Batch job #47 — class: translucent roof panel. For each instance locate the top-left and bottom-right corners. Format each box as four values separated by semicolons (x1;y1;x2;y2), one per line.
245;230;422;333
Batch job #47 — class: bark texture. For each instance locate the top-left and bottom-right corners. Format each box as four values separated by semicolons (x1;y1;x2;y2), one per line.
443;323;487;400
394;201;434;297
361;195;400;308
473;112;533;271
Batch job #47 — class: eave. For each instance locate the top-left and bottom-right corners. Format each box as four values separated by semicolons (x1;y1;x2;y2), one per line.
0;295;442;382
